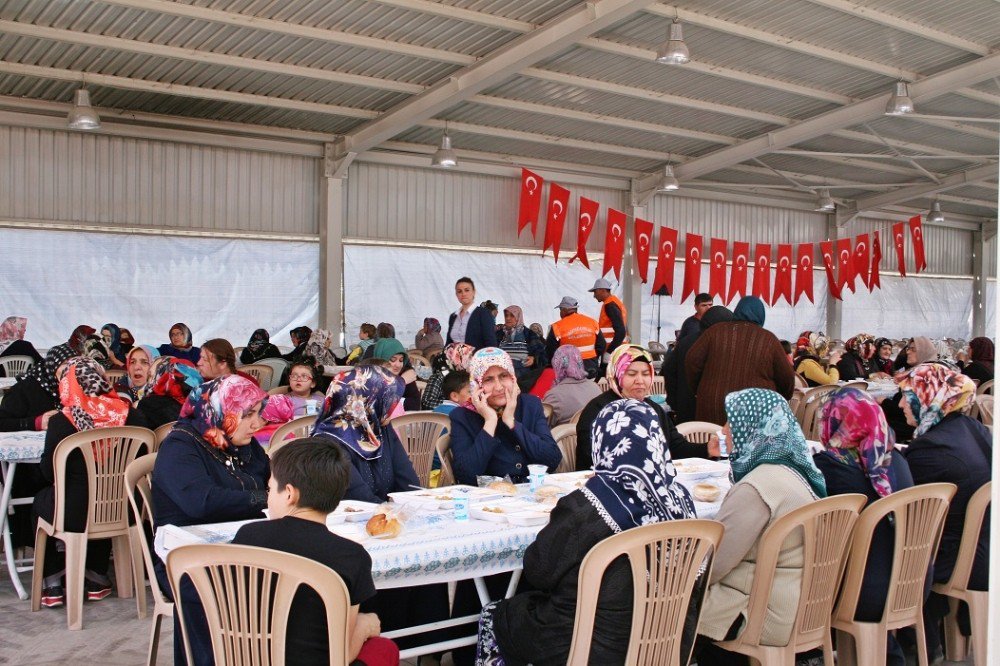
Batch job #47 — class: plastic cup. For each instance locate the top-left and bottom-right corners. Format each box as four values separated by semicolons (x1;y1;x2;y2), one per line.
453;490;470;522
528;464;548;491
305;399;319;415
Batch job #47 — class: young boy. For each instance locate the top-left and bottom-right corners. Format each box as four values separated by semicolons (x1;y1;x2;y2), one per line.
433;369;470;416
346;323;377;364
232;438;398;666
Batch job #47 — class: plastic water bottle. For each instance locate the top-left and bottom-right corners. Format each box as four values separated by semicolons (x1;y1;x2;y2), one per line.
453;490;470;522
716;430;728;460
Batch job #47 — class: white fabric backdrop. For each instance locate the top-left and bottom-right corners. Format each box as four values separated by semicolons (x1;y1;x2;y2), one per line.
840;275;973;339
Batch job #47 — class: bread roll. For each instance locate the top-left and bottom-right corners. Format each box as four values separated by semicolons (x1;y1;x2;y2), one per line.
487;480;517;496
692;483;721;503
366;512;403;538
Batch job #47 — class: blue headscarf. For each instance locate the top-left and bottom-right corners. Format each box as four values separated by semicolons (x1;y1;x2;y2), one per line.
101;323;122;359
734;296;766;326
312;366;404;461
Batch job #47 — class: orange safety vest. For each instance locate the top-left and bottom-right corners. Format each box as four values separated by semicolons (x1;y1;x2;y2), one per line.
598;295;629;346
551;313;600;360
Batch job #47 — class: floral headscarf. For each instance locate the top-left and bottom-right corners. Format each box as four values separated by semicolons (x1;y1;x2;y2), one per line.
468;347;515;386
68;325;96;354
444;343;476;372
820;388;896;498
725;388;826;498
83;335;113;369
606;344;654;397
57;356;130;432
795;330;829;359
582;399;695;533
261;393;294;424
552;344;588;384
168;323;194;350
305;329;337;366
423;318;442;334
898;363;976;437
19;343;76;401
846;334;876;360
151;358;203;404
312;366;404;461
178;375;268;449
0;316;27;354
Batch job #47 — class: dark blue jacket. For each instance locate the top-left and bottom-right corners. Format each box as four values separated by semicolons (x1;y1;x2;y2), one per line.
331;426;421;503
157;344;201;364
447;307;498;350
449;394;561;485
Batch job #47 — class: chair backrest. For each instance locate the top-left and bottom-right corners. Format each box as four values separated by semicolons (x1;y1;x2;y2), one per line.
233;346;245;361
834;483;956;629
390;412;451;487
152;421;176;452
841;381;868;391
730;493;867;653
255;358;290;390
793;373;809;391
0;354;34;377
51;426;155;536
569;408;584;426
567;519;725;666
435;434;454;487
167;544;350;666
976;395;993;426
267;415;317;456
551;424;578;473
240;364;275;391
597;377;609;392
675;421;722;445
800;385;840;440
268;386;291;395
105;368;126;382
976;379;993;395
542;402;555;425
323;365;354;378
408;353;430;369
125;454;170;607
650;376;666;395
939;481;992;594
789;389;806;422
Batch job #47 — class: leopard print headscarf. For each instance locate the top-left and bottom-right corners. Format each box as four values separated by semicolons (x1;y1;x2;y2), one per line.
57;357;130;431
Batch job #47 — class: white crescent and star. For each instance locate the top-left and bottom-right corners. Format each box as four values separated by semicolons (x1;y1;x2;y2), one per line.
914;227;922;241
823;252;833;264
580;212;592;230
525;176;538;194
895;233;904;247
757;255;768;268
638;233;650;249
736;255;746;270
552;200;564;217
610;224;623;240
801;256;811;269
839;249;851;265
664;240;674;255
779;256;790;271
714;251;725;267
690;248;701;263
856;242;866;254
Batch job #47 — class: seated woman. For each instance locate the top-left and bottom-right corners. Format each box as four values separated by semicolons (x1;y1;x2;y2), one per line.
420;342;475;411
118;328;135;358
0;316;42;368
959;336;994;385
34;356;148;607
197;338;259;385
414;317;444;357
239;328;282;365
346;323;377;365
286;359;325;417
0;344;76;432
68;325;96;356
815;388;913;666
305;328;339;367
115;345;160;404
157;322;201;364
871;337;895;376
281;325;312;364
498;305;546;386
694;389;827;666
881;337;940;444
577;345;712;469
372;337;421;412
837;333;877;381
449;347;561;485
100;323;127;368
137;358;202;430
792;331;842;386
82;334;113;370
897;364;990;658
543;345;601;426
476;399;696;665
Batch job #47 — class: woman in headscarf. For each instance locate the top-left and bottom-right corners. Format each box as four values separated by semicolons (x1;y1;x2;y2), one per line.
239;328;282;365
114;345;160;404
449;347;561;485
136;358;203;430
894;336;937;374
372;337;421;412
498;305;546;384
68;325;96;355
33;356;148;608
281;325;312;364
686;296;795;426
837;333;877;380
871;337;894;376
414;317;445;357
420;342;475;410
542;345;601;426
100;323;126;367
694;389;826;665
477;399;696;665
0;316;42;366
0;344;77;432
664;305;733;423
118;328;135;357
80;334;114;370
897;364;989;659
578;345;711;469
304;328;338;367
959;336;994;385
157;323;201;364
792;331;843;386
529;322;544;339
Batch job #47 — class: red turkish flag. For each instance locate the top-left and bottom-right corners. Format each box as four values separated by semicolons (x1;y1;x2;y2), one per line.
542;183;570;263
836;238;855;292
773;244;793;305
517;168;544;237
602;208;627;281
892;222;907;277
853;234;870;289
651;226;678;296
726;241;750;305
909;215;927;272
794;243;814;305
708;238;728;300
869;231;882;291
752;243;772;305
681;233;703;303
571;197;599;269
634;218;654;283
820;240;842;300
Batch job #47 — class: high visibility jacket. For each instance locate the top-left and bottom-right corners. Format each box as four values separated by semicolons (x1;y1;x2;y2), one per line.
598;295;629;346
551;313;600;360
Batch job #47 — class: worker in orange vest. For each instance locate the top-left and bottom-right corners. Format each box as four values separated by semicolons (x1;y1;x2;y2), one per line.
589;278;629;356
545;296;605;378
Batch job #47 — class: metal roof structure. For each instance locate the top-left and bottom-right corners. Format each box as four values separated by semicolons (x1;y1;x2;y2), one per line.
0;0;996;223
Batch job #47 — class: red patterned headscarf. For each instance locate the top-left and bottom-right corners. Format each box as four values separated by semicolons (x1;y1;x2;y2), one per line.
179;375;268;449
820;388;896;497
57;357;130;432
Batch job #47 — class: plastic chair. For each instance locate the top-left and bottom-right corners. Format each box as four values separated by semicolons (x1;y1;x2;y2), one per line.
166;544;351;666
267;415;317;456
832;483;957;666
975;379;993;395
323;365;354;378
105;368;126;383
793;373;809;391
268;385;290;395
551;424;577;473
125;454;172;666
841;381;868;391
254;358;290;389
933;481;992;666
714;493;867;664
650;376;666;395
569;408;584;426
233;346;245;362
647;341;668;361
30;426;155;629
542;402;555;426
789;389;805;422
152;421;176;452
675;421;722;445
975;395;993;427
435;434;454;487
567;519;725;665
240;364;274;390
0;354;34;377
408;353;430;369
597;377;609;392
800;384;840;440
390;412;450;487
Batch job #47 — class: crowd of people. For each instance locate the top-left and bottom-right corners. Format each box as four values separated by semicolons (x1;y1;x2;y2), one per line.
0;275;991;666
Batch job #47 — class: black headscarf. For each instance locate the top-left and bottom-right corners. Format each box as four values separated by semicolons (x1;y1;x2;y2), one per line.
19;343;76;402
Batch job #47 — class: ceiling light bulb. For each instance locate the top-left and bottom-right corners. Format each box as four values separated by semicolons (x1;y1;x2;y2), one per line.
658;164;679;191
928;200;945;224
67;88;101;130
430;132;457;168
814;188;836;212
656;19;690;65
885;81;914;116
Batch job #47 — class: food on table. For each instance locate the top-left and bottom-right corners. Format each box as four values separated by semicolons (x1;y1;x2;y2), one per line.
366;513;403;538
482;506;505;514
487;480;517;495
692;483;721;503
342;507;362;513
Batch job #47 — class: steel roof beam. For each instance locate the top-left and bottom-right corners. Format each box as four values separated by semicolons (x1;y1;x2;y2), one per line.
853;163;999;211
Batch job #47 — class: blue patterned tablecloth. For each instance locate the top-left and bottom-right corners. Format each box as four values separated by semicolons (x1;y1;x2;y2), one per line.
0;430;45;462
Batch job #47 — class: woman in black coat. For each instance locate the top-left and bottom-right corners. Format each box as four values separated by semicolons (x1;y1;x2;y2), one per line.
446;277;497;350
0;344;75;432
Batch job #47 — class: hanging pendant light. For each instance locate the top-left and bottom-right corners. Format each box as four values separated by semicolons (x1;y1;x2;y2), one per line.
656;18;690;65
431;130;457;168
928;200;945;224
885;81;914;116
67;88;101;130
814;188;836;212
657;164;680;191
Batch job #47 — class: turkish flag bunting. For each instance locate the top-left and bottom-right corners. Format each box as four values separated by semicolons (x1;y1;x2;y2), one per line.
751;243;772;305
634;218;654;283
794;243;814;305
853;234;871;289
869;231;882;291
773;244;793;305
708;238;728;300
651;226;678;296
602;208;627;281
571;197;599;269
909;215;927;272
892;222;907;277
836;238;855;292
820;240;842;300
726;241;750;305
542;183;570;263
681;233;703;303
517;168;544;237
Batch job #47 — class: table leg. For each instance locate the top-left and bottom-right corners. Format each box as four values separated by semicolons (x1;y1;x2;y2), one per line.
0;461;28;600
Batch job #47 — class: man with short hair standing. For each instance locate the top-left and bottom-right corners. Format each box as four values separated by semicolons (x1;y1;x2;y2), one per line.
679;293;713;340
546;296;605;378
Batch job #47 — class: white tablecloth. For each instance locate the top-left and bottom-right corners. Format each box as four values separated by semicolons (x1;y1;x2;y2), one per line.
0;430;45;462
864;381;899;401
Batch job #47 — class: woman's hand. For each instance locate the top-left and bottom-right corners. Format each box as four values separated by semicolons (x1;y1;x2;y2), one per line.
501;382;520;429
472;388;496;422
523;356;534;368
359;612;381;638
706;434;721;458
829;351;843;365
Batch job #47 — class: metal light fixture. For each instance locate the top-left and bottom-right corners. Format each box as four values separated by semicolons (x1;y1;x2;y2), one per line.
430;131;457;168
814;188;836;212
656;18;690;65
658;164;680;191
67;88;101;130
928;200;945;224
885;81;914;116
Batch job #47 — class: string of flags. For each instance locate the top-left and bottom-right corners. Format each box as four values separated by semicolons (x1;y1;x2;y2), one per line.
517;167;928;304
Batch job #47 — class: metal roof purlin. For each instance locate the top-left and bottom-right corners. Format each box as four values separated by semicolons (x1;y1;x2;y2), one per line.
853;163;999;212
